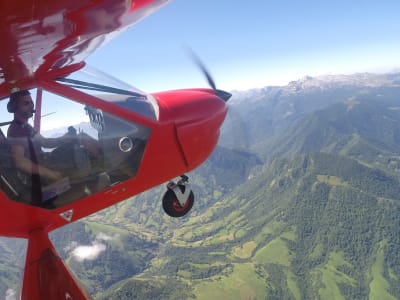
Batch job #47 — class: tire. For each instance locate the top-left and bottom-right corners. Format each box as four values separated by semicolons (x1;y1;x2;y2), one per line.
162;185;194;218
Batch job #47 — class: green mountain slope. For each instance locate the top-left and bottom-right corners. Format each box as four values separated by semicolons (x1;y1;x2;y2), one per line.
94;153;400;299
262;98;400;160
222;72;400;152
0;238;26;297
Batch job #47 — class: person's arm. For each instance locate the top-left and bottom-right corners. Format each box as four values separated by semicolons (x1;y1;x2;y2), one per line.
10;144;63;181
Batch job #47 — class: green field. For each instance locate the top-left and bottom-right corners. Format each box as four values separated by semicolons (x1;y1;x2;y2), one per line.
369;240;397;300
318;252;356;300
253;234;292;266
192;263;265;300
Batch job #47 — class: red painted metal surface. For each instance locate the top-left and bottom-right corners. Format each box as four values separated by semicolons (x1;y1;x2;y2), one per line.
0;78;227;300
0;80;227;237
0;0;168;95
22;229;91;299
0;0;180;238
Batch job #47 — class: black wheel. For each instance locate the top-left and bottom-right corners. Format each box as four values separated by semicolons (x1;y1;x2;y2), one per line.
162;185;194;218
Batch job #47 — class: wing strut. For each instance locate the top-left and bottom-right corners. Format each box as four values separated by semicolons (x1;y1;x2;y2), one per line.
33;88;43;132
22;228;90;300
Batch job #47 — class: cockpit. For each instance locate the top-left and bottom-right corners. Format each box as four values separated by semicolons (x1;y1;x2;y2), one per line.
0;65;154;209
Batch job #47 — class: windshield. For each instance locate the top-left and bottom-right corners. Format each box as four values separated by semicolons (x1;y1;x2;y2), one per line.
56;65;159;120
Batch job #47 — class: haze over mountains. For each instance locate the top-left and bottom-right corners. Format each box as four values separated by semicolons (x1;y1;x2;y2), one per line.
1;71;400;299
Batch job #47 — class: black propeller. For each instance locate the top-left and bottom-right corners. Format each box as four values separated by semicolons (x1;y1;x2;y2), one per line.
186;48;232;102
186;48;251;151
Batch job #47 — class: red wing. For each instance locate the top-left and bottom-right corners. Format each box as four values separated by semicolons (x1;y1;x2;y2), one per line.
0;0;168;95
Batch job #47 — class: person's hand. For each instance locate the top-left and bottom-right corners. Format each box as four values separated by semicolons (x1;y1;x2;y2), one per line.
46;169;63;181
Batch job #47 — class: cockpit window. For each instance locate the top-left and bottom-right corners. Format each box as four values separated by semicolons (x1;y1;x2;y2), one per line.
56;65;159;120
0;89;151;209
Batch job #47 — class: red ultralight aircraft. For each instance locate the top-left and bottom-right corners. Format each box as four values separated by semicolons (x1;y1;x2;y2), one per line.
0;0;230;299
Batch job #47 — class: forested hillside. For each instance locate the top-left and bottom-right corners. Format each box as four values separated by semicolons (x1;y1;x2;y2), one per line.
91;152;400;299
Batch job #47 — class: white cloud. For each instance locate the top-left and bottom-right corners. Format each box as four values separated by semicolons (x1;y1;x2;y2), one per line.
71;242;106;262
5;289;16;300
67;233;118;262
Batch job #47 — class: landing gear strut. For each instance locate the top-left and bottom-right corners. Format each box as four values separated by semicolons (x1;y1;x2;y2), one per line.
162;175;194;217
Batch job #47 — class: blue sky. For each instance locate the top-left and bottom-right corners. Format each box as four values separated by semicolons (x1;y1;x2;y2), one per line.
2;0;399;127
86;0;400;92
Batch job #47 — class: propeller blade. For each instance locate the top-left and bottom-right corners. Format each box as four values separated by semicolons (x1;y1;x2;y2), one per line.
186;47;217;90
185;47;231;102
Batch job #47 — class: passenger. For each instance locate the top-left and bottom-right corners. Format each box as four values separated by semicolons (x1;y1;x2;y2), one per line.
6;90;70;205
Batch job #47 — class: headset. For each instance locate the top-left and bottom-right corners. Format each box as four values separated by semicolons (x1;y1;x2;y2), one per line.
7;90;31;113
7;98;17;113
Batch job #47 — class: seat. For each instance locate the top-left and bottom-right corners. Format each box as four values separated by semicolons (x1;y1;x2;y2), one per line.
0;128;30;202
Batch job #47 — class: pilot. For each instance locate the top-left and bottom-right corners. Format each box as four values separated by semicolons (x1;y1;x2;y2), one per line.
6;90;69;204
